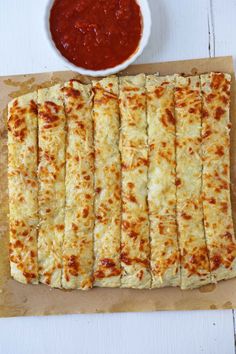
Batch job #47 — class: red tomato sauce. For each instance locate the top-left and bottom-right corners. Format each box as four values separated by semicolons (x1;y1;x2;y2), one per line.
50;0;142;70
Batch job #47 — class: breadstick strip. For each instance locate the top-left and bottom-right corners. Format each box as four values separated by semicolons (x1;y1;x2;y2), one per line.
201;72;236;282
8;92;38;284
62;80;94;289
146;75;180;288
175;75;211;289
93;76;121;287
38;84;66;288
119;74;151;289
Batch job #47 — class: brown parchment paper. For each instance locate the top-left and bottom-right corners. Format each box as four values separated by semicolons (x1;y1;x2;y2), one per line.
0;56;236;318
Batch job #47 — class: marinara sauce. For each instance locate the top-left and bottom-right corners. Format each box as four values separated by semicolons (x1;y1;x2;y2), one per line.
50;0;142;70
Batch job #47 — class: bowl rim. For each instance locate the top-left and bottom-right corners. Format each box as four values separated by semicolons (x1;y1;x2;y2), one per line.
45;0;152;77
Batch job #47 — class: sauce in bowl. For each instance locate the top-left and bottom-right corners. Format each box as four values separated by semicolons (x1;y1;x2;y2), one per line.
49;0;142;71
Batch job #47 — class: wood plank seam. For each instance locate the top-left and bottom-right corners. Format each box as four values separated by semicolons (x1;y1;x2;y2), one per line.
233;309;236;352
207;0;216;58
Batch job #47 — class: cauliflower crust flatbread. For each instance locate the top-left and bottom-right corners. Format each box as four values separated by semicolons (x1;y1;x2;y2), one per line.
8;70;236;291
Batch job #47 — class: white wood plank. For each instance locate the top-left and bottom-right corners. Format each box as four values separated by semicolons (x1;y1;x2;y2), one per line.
211;0;236;69
137;0;210;64
0;0;64;75
0;311;235;354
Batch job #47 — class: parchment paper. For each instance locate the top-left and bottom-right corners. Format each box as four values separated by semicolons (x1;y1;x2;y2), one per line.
0;56;236;318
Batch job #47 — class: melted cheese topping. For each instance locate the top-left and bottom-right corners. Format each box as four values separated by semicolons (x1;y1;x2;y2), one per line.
8;92;38;284
37;85;66;288
146;75;180;288
201;72;236;281
119;74;147;149
119;74;151;288
93;76;121;287
62;80;94;290
9;71;236;291
175;76;211;289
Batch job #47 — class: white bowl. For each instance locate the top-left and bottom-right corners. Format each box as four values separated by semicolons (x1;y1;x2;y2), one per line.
45;0;151;76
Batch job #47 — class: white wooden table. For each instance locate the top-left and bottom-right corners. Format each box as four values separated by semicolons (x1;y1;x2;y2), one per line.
0;1;236;353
